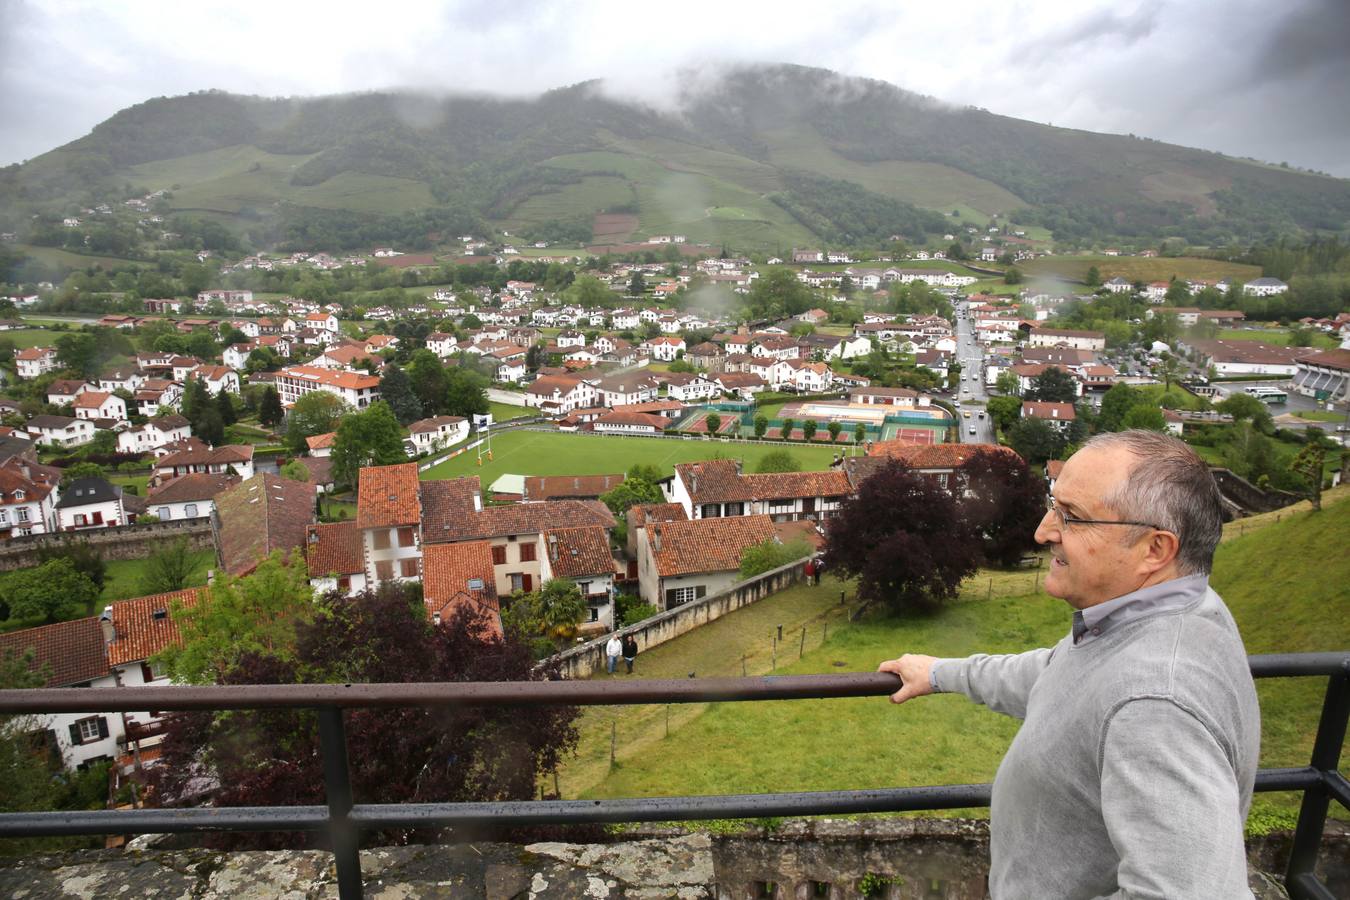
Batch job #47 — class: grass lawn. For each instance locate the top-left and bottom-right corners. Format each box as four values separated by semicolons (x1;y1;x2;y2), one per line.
1022;255;1261;285
1218;328;1339;350
13;244;139;271
487;401;531;422
0;327;72;349
99;552;214;603
1293;410;1344;423
574;488;1349;826
419;430;841;484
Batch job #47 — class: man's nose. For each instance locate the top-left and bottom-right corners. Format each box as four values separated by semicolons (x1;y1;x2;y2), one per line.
1034;508;1057;546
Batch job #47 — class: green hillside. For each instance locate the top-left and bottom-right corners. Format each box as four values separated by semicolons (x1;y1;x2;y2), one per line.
3;64;1348;252
575;489;1349;820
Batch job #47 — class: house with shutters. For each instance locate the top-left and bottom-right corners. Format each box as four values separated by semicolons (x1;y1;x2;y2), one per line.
187;365;240;396
635;514;777;609
667;459;851;523
55;477;127;530
14;346;58;379
0;457;58;538
153;444;255;484
275;365;380;409
422;540;501;635
407;415;469;453
1021;400;1078;433
26;414;95;448
305;521;369;597
46;379;91;407
541;526;617;628
525;374;596;416
145;472;239;522
72;390;128;422
116;414;193;454
356;463;426;585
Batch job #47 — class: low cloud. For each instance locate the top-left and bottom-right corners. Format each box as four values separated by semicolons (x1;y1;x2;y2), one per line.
0;0;1345;177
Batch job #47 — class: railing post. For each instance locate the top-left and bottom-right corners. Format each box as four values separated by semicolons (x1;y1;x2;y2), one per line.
318;707;364;900
1284;664;1349;899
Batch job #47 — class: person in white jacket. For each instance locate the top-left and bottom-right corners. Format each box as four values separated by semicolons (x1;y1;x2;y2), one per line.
605;634;623;675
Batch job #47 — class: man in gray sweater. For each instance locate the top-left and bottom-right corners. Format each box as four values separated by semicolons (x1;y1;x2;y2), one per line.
880;430;1260;898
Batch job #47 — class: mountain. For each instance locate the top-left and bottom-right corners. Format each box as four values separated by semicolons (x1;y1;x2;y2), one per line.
3;64;1348;252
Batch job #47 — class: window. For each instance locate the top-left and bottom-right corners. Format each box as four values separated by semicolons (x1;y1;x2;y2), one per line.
337;576;351;592
184;503;198;518
509;573;524;592
725;503;745;516
397;526;417;548
375;560;394;581
69;716;107;745
491;545;507;565
17;508;29;523
519;541;536;562
157;506;171;520
400;558;420;578
74;514;87;526
372;529;391;550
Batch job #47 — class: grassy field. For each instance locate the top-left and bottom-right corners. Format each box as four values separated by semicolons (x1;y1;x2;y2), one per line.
99;553;214;603
487;401;531;422
419;430;842;483
0;327;69;349
1021;255;1262;285
13;244;139;272
124;144;435;215
1218;328;1339;350
501;176;633;232
571;487;1350;826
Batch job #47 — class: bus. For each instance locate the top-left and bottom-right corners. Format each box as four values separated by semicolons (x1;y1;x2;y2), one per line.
1242;386;1288;404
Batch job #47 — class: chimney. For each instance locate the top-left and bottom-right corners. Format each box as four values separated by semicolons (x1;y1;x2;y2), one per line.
99;605;114;644
651;526;662;553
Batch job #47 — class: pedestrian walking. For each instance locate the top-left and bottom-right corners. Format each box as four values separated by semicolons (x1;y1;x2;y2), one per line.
622;634;638;674
605;633;622;675
813;558;823;585
804;558;816;583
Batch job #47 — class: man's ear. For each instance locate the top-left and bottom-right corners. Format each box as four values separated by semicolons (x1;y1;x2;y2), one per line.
1142;528;1181;573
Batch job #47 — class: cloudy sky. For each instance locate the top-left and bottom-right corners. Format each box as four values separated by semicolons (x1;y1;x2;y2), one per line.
2;0;1347;176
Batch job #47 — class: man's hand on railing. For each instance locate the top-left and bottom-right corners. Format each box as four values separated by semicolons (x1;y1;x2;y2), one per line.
877;654;937;705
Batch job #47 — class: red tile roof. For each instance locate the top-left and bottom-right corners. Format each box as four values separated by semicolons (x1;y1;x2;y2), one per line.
107;588;201;667
646;515;776;577
215;473;317;575
674;459;754;504
742;469;852;500
867;441;1022;469
523;474;625;501
305;521;365;577
418;477;483;543
422;541;501;638
1021;401;1077;421
0;617;108;686
146;472;240;505
306;432;336;451
356;462;421;528
544;526;615;578
468;500;615;540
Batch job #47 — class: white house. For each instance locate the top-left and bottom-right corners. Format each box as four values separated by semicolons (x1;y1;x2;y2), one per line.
275;365;381;409
116;414;192;454
187;365;240;396
644;336;686;362
145;472;238;521
71;390;127;422
305;521;369;597
46;379;90;407
408;416;469;453
1103;277;1134;294
55;478;126;530
26;415;95;448
1027;328;1106;352
426;332;459;358
525;374;596;416
1242;277;1288;297
14;347;58;379
663;374;720;402
0;459;58;538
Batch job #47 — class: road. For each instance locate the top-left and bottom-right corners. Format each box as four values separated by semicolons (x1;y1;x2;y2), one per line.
952;299;996;444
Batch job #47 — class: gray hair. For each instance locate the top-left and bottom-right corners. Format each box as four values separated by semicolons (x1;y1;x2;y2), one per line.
1082;430;1223;575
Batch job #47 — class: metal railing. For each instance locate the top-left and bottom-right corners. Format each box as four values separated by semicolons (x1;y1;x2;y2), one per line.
0;652;1345;900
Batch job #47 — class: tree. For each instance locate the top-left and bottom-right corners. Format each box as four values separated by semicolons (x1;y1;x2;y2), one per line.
854;422;866;443
1085;266;1102;287
1004;266;1022;285
746;267;814;320
627;272;646;296
616;595;658;628
739;539;813;579
285;391;349;453
704;412;722;434
1216;393;1274;433
802;419;818;442
599;478;663;517
1290;444;1326;511
986;395;1024;433
1151;353;1185;392
1;558;99;623
155;551;315;685
279;459;310;483
1097;383;1141;432
379;365;422;425
1121;405;1166;432
215;390;237;427
822;461;979;614
501;580;587;657
827;421;843;442
780;417;795;441
1007;416;1064;466
994;369;1020;396
54;333;100;378
958;449;1047;567
140;536;205;595
406;350;449;415
150;582;580;849
755;449;801;473
258;386;284;428
1026;368;1078;403
444;368;489;419
59;461;105;488
35;543;106;593
330;401;407;489
753;415;769;439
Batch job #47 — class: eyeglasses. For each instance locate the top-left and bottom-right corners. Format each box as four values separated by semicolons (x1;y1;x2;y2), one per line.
1046;497;1163;533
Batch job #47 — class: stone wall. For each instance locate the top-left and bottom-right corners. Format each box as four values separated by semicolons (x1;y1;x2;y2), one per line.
551;558;809;680
0;519;214;571
0;818;1324;898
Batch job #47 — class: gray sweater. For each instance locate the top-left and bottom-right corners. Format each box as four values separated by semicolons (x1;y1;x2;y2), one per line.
932;580;1260;899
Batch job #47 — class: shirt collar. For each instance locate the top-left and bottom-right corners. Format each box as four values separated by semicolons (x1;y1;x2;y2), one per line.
1071;573;1209;646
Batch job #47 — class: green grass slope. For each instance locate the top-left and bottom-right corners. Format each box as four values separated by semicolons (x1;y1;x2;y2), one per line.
576;490;1349;823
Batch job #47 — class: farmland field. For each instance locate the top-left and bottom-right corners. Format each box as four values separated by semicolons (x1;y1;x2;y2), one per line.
419;429;843;484
12;244;140;272
1021;255;1261;285
1218;327;1339;350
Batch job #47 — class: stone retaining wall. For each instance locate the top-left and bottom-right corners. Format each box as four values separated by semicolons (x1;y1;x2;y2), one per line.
550;558;809;680
0;519;214;571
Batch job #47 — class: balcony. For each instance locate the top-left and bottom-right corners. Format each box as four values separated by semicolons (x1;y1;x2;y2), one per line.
0;652;1344;899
